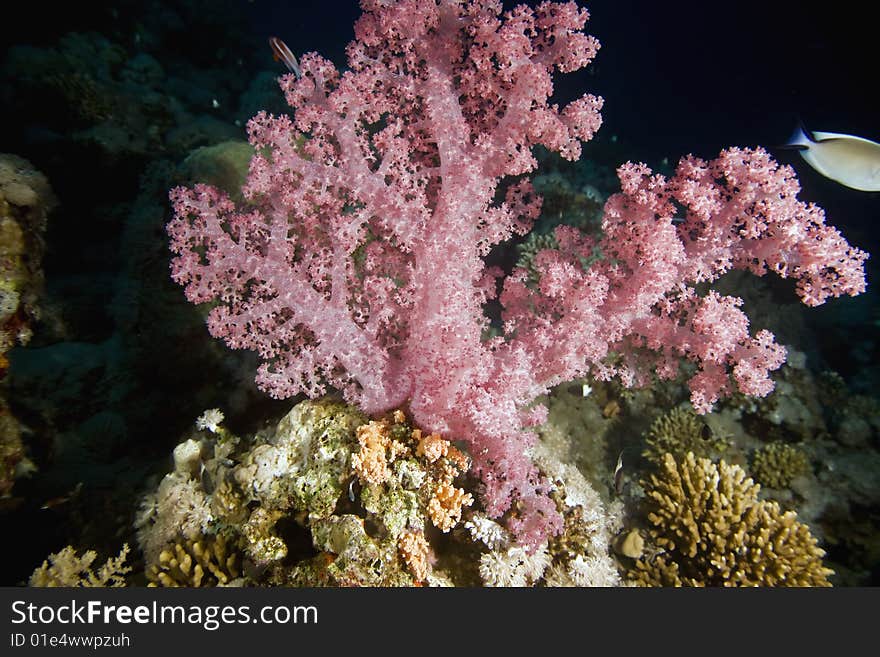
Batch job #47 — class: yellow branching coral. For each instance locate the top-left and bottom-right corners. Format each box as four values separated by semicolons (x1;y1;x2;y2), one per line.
30;544;131;587
631;452;833;587
751;442;809;489
642;407;728;466
147;535;239;587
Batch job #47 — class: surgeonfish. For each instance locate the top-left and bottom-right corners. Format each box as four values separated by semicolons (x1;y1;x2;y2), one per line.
786;123;880;191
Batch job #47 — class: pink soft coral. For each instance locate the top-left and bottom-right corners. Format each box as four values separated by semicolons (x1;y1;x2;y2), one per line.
168;0;867;550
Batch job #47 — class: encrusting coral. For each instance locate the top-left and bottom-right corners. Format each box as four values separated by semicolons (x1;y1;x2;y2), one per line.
630;452;833;586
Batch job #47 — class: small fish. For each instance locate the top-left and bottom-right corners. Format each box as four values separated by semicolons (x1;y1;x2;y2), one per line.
613;450;625;495
700;424;713;441
269;36;302;79
200;462;215;495
785;123;880;191
41;482;83;510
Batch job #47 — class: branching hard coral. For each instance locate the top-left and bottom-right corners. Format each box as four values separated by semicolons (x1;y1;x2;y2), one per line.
30;544;131;587
630;452;833;586
147;536;239;587
751;442;810;489
642;407;729;466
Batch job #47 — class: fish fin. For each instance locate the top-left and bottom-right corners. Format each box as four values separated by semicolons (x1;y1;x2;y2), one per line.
777;119;815;150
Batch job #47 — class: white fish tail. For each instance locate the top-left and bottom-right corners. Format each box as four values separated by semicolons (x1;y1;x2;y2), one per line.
786;122;815;150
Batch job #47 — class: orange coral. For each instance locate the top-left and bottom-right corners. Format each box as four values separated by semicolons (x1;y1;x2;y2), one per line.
428;482;474;532
353;410;475;535
352;420;392;485
398;529;430;582
414;429;448;462
446;446;470;473
352;418;412;485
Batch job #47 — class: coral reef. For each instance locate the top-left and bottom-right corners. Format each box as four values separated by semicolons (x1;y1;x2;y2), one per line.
2;0;875;589
469;431;623;587
168;0;867;551
128;395;623;587
135;399;478;586
533;380;620;496
0;399;28;498
629;452;833;586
